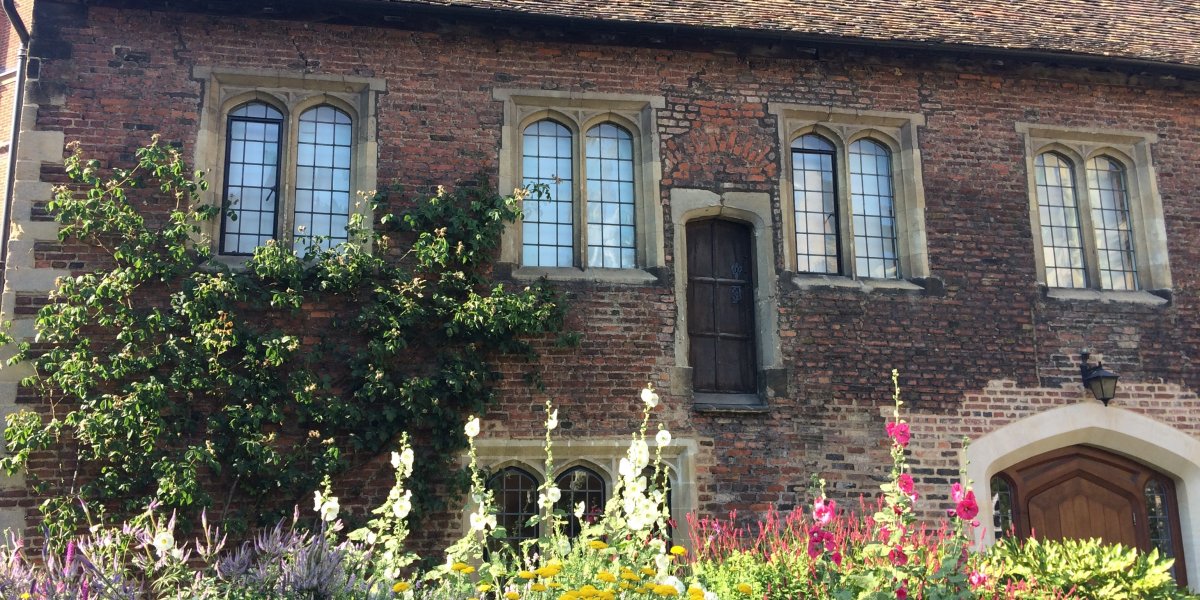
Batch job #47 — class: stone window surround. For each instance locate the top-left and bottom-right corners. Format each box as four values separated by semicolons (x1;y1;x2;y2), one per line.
191;67;384;263
769;103;930;288
465;437;697;544
1016;123;1171;301
494;88;666;285
669;188;786;410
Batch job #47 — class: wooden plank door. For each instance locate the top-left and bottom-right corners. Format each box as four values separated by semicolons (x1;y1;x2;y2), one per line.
687;219;756;394
1001;445;1187;585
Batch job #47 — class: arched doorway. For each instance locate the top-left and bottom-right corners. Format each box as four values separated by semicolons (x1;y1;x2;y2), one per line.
992;445;1187;584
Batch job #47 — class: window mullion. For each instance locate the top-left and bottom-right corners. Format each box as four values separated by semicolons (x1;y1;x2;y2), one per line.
279;113;299;249
1074;161;1102;289
575;126;587;270
837;143;855;278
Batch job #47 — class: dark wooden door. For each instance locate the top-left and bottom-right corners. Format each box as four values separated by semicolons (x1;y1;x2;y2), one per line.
687;219;756;394
1001;445;1187;584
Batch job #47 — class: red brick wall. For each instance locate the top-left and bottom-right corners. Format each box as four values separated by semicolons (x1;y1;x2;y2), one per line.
10;2;1200;551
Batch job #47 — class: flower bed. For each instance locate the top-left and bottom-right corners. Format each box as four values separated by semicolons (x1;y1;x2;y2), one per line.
0;375;1194;599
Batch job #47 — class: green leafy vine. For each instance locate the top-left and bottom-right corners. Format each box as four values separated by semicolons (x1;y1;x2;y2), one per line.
0;137;566;541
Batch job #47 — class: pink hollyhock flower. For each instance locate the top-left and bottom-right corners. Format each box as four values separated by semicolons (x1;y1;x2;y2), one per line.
888;547;908;566
813;497;836;526
951;482;964;503
956;489;980;520
831;551;843;566
896;585;908;599
885;422;910;447
969;570;989;589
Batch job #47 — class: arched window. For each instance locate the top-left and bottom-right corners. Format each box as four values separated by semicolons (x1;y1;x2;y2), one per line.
219;99;358;256
522;119;575;267
787;133;901;279
487;467;540;548
584;123;636;269
553;466;606;539
989;474;1015;540
1034;152;1088;288
294;105;353;253
221;102;284;255
1145;478;1179;578
849;139;898;279
791;134;838;274
1086;156;1139;291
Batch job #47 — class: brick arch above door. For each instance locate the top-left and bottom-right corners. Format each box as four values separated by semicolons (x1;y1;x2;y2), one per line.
966;402;1200;590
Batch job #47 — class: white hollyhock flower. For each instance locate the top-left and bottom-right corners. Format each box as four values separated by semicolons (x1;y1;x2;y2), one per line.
630;439;650;469
399;448;414;475
546;409;558;431
640;387;660;408
392;490;412;519
319;497;340;522
619;457;635;479
313;490;324;512
464;417;480;438
390;451;401;469
655;428;672;447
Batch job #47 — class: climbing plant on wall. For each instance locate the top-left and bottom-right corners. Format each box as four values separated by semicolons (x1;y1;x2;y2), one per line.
0;137;566;540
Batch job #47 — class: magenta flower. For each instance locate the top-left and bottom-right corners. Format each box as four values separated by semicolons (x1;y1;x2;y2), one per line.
813;497;836;526
896;585;909;599
956;489;979;520
896;473;917;500
888;546;908;566
886;421;910;447
951;482;964;503
969;570;989;589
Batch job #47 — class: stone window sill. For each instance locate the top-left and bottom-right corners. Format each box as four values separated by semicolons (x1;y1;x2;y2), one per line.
789;273;929;293
510;266;660;285
1045;287;1170;306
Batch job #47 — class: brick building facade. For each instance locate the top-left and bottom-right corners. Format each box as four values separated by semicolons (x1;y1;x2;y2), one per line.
0;0;1198;585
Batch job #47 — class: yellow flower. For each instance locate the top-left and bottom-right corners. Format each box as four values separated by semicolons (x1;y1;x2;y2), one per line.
477;584;494;593
670;545;687;556
688;586;706;598
20;595;31;600
505;593;521;600
621;570;641;581
451;561;470;572
736;583;754;594
461;566;476;575
547;581;563;589
635;586;651;594
518;570;536;579
531;583;548;592
653;583;680;596
640;567;656;576
598;592;616;600
587;540;609;550
596;570;617;583
619;581;633;590
392;581;411;592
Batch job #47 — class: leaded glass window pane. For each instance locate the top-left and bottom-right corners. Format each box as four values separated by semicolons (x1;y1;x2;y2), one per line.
990;475;1015;540
1086;157;1139;291
1145;480;1176;560
553;467;606;539
1035;152;1087;288
792;134;839;274
487;467;540;549
585;123;636;269
849;139;898;278
221;102;283;255
522;119;574;267
295;105;353;254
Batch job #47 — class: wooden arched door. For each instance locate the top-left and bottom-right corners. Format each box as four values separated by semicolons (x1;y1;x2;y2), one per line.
994;445;1187;584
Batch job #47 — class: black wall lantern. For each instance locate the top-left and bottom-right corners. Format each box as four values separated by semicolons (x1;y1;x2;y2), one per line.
1079;351;1119;405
